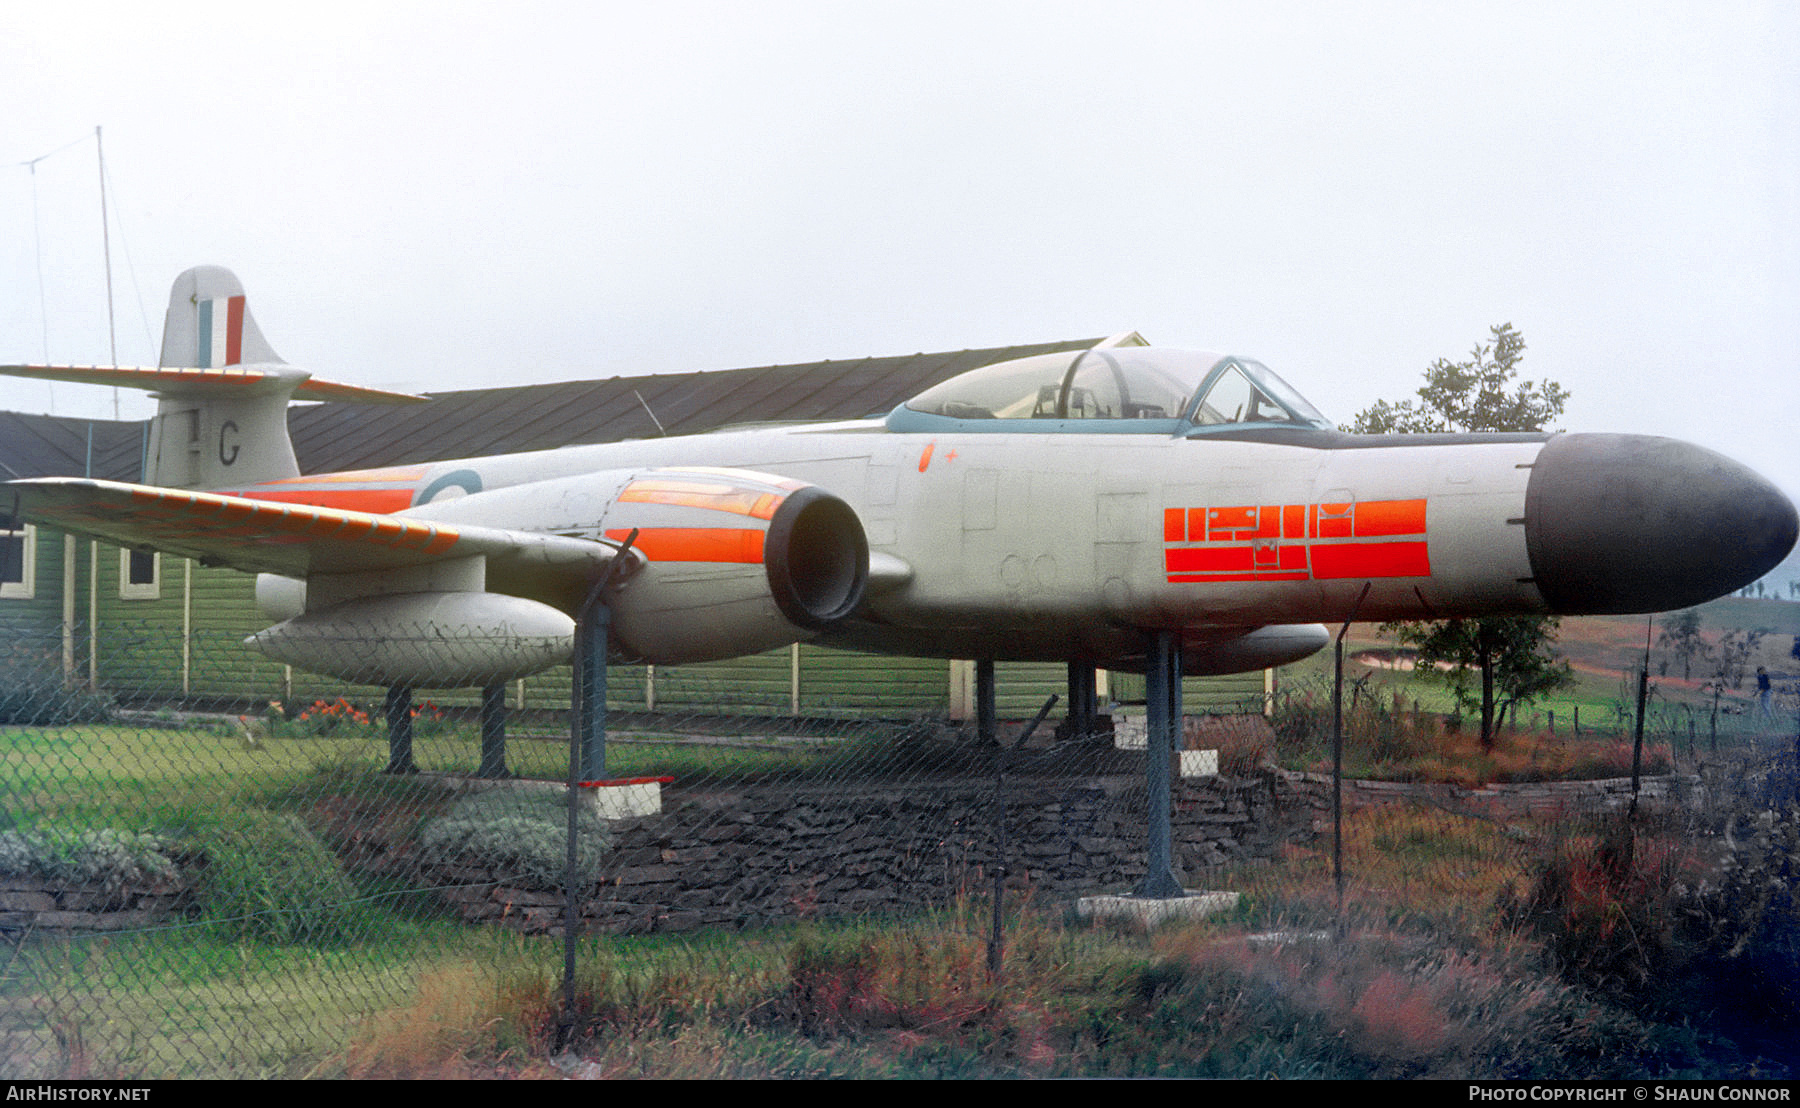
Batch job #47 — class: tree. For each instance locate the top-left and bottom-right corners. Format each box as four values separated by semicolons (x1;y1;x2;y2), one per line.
1711;628;1768;690
1351;324;1569;435
1656;608;1707;681
1398;616;1573;739
1352;324;1574;750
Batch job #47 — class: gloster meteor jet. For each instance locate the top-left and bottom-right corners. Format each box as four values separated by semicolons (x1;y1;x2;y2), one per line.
4;266;1794;690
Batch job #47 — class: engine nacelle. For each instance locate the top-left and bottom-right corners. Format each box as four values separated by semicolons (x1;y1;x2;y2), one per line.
249;591;575;687
283;465;873;675
596;474;869;663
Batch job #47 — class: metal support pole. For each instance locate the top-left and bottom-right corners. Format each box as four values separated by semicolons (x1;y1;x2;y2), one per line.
1066;660;1097;739
976;658;997;745
1134;630;1184;899
479;681;509;779
383;685;415;774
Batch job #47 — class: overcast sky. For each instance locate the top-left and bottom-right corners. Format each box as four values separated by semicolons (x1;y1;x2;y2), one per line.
4;2;1796;510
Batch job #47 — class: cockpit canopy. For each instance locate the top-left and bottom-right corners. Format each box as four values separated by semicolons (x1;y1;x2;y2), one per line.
888;348;1331;434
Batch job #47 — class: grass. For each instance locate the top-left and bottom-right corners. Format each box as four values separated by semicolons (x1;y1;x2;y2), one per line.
0;721;917;832
7;917;510;1078
6;798;1784;1079
324;873;1722;1080
6;651;1796;1078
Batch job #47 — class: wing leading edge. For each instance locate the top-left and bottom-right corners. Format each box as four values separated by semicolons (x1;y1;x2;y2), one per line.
2;477;618;582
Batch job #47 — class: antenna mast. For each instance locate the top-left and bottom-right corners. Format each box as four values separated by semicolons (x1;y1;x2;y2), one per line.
96;125;119;417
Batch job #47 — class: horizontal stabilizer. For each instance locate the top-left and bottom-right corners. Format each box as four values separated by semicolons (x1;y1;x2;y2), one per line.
0;364;426;404
3;476;617;581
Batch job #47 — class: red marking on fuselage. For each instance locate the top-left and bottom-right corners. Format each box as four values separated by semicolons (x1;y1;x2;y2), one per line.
1163;498;1431;583
918;442;936;473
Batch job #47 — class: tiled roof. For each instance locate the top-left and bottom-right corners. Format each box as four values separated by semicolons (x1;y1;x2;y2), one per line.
0;410;146;481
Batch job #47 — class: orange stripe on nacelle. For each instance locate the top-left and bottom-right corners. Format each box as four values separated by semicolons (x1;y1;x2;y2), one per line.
605;526;765;564
618;480;786;520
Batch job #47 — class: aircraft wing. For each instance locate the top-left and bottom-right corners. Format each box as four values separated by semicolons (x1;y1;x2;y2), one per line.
1;477;617;580
0;364;426;403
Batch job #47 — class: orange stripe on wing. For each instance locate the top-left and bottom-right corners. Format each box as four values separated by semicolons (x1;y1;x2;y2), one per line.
227;487;419;514
605;526;765;564
421;528;460;556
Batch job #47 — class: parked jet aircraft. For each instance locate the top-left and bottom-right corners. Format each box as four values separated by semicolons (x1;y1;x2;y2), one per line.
4;266;1795;689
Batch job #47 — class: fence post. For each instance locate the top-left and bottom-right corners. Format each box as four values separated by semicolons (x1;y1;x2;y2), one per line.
561;531;635;1049
479;681;509;779
383;685;415;774
990;694;1059;980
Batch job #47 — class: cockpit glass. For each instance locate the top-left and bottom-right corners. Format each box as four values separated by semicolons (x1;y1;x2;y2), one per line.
1192;362;1308;425
1220;359;1329;427
898;349;1329;429
903;352;1081;420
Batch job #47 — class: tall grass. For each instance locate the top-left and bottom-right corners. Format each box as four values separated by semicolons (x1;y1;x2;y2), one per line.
1268;685;1680;785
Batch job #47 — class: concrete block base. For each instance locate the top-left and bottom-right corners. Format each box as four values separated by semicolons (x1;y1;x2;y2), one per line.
584;780;663;820
1179;749;1218;777
1075;890;1240;927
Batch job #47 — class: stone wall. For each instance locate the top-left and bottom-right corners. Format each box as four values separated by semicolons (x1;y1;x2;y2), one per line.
1280;770;1706;824
1;771;1312;937
426;771;1313;935
0;873;192;932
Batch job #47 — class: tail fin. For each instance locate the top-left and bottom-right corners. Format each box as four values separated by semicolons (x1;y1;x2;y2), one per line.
2;266;422;489
158;264;285;369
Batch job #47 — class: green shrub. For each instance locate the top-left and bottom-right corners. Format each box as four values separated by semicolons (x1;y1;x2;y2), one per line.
1673;803;1800;1025
185;809;360;944
1503;800;1800;1029
0;827;179;890
418;789;613;890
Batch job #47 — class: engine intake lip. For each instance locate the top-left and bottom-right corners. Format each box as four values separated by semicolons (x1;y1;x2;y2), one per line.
764;487;869;628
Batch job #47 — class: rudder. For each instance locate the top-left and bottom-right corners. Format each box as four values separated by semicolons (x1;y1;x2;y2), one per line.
158;265;284;369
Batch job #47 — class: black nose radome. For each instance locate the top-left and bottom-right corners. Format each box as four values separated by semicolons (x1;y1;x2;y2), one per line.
1525;433;1798;615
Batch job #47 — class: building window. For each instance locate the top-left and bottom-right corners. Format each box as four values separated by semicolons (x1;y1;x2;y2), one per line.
119;547;160;600
0;525;34;600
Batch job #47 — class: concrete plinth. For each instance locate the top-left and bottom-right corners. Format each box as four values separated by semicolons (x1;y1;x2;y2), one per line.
1075;890;1240;927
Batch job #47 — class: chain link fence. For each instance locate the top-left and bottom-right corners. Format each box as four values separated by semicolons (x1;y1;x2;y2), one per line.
3;621;1796;1077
